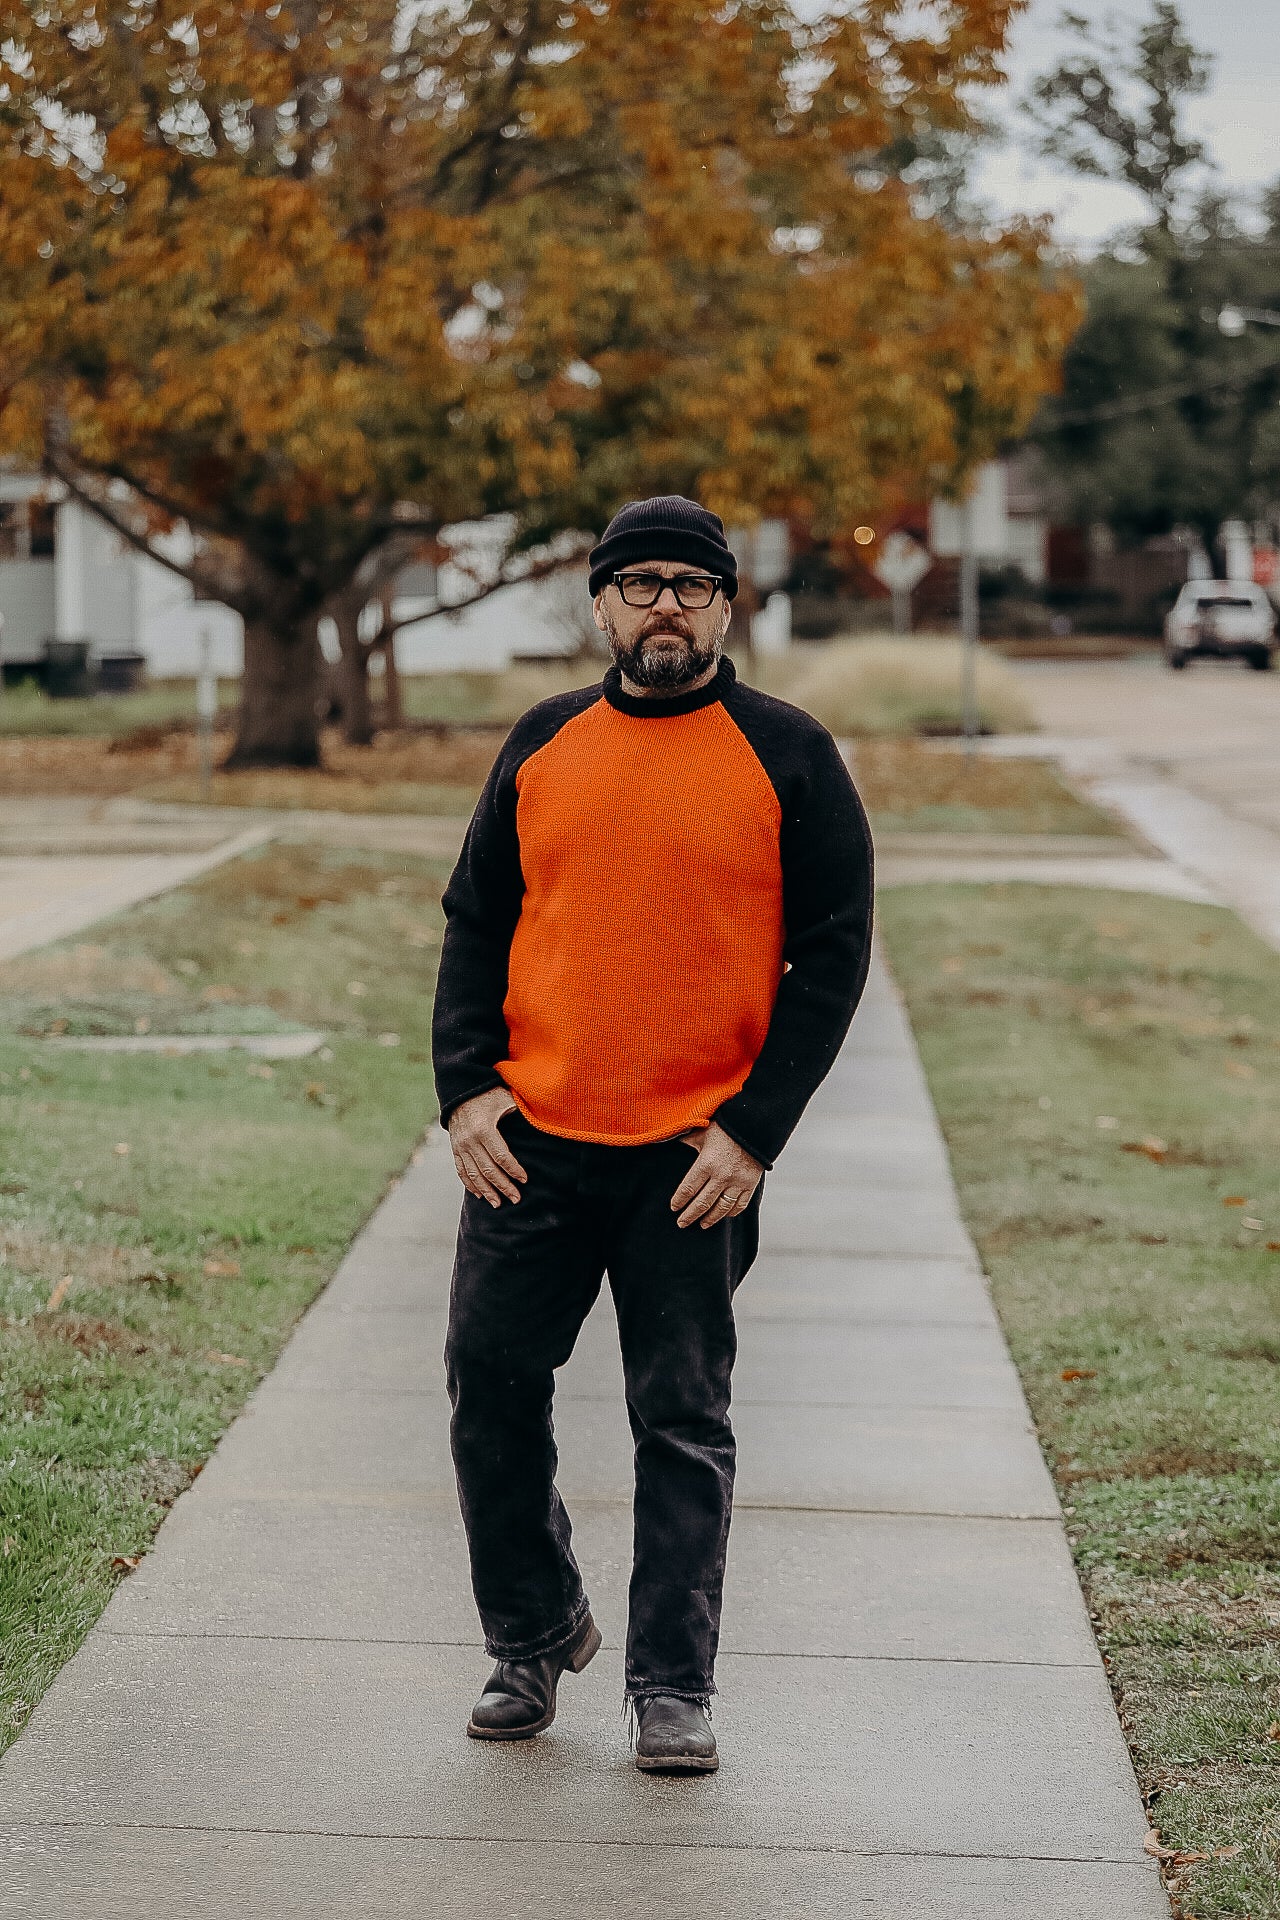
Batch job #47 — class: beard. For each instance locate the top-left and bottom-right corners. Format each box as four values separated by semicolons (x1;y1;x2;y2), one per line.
601;607;723;691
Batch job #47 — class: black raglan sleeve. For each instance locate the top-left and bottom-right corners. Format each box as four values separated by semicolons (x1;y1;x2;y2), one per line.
712;692;874;1169
431;689;598;1127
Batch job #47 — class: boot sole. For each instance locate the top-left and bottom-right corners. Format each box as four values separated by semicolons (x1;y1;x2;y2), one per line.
466;1618;602;1741
636;1750;719;1774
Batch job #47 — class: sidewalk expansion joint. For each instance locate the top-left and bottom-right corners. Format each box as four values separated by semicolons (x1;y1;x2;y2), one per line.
92;1627;1099;1670
0;1819;1160;1867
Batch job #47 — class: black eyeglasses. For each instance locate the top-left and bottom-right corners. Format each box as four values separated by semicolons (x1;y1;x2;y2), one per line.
612;571;723;610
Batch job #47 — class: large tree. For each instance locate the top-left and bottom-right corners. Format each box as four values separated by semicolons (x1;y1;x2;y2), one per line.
0;0;1078;765
1025;4;1280;546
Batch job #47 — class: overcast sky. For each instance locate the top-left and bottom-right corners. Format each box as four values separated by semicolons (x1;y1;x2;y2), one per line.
976;0;1279;249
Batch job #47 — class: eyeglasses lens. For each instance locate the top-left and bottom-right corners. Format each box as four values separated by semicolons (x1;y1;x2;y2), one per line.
616;574;718;609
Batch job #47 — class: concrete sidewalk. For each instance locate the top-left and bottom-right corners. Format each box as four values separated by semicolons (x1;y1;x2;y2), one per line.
0;827;272;963
0;956;1168;1917
0;798;467;965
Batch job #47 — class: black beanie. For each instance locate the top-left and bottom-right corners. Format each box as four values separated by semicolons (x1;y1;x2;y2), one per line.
587;496;738;600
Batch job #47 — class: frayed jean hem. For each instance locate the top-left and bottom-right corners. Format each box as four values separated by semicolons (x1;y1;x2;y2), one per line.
482;1594;591;1664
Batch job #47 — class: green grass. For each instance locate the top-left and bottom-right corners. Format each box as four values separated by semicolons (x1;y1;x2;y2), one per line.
0;842;448;1751
0;678;239;738
878;884;1280;1919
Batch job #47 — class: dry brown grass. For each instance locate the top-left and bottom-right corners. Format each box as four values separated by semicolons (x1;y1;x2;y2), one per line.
853;738;1127;837
0;726;503;808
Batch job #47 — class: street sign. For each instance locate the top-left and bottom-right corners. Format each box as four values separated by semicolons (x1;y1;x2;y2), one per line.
871;531;932;594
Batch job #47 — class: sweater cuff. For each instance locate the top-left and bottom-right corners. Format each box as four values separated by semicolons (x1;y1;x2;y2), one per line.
709;1106;776;1173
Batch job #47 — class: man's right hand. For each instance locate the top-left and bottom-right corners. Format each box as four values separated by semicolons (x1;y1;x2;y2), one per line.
447;1086;527;1208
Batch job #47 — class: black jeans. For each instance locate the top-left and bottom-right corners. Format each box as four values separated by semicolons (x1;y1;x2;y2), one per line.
444;1109;762;1703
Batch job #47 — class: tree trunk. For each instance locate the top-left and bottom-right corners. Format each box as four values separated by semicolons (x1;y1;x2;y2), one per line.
379;631;403;730
225;618;324;769
334;604;375;748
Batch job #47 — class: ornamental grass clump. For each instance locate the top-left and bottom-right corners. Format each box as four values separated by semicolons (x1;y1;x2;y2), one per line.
769;637;1036;738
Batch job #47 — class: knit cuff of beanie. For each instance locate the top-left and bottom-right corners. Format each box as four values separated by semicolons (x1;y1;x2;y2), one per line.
587;496;739;599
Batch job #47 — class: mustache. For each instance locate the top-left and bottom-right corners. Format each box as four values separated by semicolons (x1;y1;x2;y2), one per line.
636;615;696;642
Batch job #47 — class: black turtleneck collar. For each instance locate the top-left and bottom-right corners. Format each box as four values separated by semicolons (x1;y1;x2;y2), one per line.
602;656;736;719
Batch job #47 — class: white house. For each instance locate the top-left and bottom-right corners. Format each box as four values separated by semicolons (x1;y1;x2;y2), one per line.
0;474;795;678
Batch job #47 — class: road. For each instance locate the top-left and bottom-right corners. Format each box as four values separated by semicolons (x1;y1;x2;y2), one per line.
1007;655;1280;952
1015;654;1280;837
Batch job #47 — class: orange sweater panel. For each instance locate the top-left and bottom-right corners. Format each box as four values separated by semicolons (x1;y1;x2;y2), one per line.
496;698;784;1146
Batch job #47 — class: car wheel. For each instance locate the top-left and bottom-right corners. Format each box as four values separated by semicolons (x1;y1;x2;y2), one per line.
1246;647;1274;672
1166;648;1189;670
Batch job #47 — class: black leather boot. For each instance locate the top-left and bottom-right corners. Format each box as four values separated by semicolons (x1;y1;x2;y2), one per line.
466;1613;602;1740
634;1694;719;1773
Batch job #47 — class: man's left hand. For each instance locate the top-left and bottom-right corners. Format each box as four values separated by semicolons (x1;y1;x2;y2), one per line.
671;1122;764;1230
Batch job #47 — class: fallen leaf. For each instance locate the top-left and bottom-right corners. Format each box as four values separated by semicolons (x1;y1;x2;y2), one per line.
1223;1196;1247;1207
111;1555;141;1572
376;1031;400;1047
246;1063;275;1080
206;1350;249;1367
1243;1217;1263;1231
202;1257;241;1278
1096;920;1130;938
1061;1367;1097;1381
134;1015;151;1035
1214;1844;1242;1857
346;980;368;996
45;1275;74;1312
1224;1060;1256;1080
1267;1722;1280;1741
1144;1829;1174;1860
1268;1242;1280;1253
1170;1850;1210;1865
1122;1137;1168;1164
200;984;238;1004
1095;1115;1119;1129
112;1141;130;1156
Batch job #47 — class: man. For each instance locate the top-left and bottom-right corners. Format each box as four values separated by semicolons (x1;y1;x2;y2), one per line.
433;495;873;1773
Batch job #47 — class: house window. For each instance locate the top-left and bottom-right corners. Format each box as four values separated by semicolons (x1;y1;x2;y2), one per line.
29;501;55;557
0;500;55;560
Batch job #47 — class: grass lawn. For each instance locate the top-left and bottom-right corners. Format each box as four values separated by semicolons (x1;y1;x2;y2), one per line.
853;739;1126;838
0;842;449;1754
878;883;1280;1920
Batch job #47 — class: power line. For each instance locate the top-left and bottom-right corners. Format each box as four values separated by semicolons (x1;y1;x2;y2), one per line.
1041;352;1280;428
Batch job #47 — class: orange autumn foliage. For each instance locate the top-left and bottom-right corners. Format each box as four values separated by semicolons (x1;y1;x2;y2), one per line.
0;0;1079;764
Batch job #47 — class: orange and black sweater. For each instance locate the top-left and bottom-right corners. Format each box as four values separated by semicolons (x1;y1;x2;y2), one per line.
432;659;874;1170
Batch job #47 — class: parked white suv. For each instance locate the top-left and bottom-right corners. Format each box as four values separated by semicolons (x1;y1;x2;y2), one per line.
1165;580;1276;671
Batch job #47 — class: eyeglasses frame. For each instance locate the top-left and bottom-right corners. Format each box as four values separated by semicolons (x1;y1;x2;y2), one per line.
610;569;725;610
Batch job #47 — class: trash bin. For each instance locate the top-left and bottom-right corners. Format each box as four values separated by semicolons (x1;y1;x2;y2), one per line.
42;638;96;699
96;651;148;694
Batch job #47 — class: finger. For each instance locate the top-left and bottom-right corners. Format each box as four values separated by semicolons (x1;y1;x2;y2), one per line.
468;1145;523;1204
699;1189;742;1230
671;1153;713;1213
676;1176;723;1229
459;1150;509;1209
482;1130;528;1184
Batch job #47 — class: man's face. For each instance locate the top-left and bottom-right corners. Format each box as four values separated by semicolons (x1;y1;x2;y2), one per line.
592;557;731;690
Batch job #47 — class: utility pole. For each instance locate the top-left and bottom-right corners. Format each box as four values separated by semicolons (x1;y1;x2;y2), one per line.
959;500;980;758
196;626;216;802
